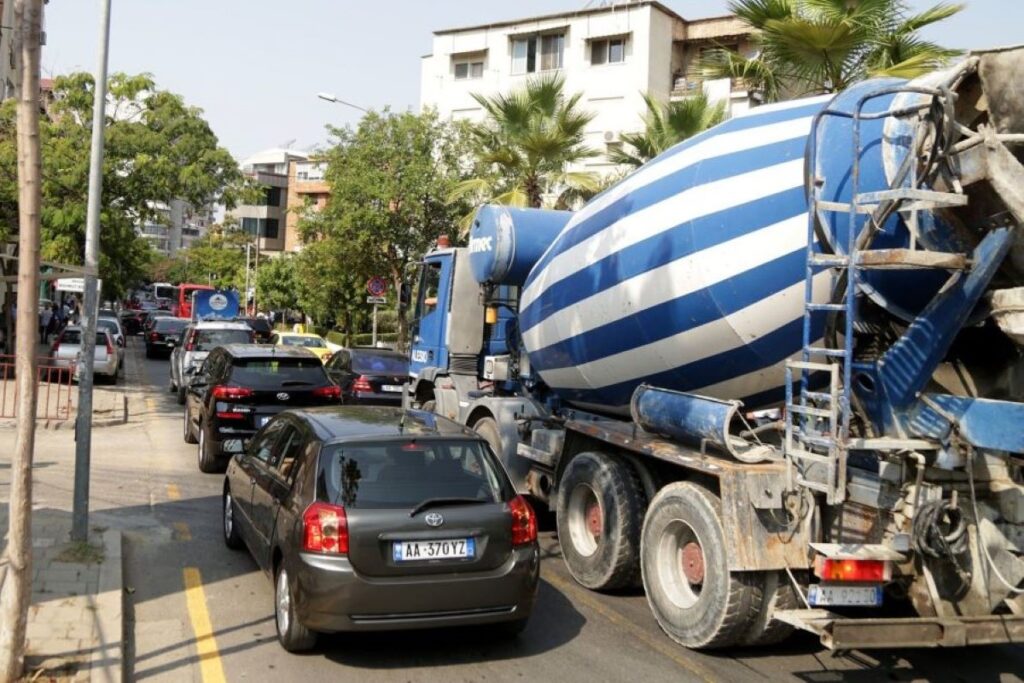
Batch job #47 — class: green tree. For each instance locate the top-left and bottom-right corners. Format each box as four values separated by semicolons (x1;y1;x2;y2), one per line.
609;92;726;168
0;72;243;296
702;0;963;101
301;108;471;339
450;75;599;226
256;252;300;312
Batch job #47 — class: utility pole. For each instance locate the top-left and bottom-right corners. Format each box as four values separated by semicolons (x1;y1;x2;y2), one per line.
0;1;45;679
71;0;112;543
243;243;251;315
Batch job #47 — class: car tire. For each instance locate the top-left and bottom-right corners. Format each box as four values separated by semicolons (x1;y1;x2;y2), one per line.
556;451;645;591
223;489;244;550
275;566;316;652
177;384;186;405
183;408;198;444
197;423;220;473
640;482;762;650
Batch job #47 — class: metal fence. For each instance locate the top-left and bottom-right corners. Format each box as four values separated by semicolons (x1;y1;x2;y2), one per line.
0;354;74;420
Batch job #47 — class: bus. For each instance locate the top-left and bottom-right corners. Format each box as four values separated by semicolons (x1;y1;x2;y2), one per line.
152;282;178;303
174;283;215;319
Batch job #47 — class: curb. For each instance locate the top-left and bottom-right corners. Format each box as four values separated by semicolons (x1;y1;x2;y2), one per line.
89;529;124;683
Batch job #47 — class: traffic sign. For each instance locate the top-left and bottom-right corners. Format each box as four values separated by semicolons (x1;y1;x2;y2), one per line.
366;276;387;297
366;296;387;305
55;277;102;293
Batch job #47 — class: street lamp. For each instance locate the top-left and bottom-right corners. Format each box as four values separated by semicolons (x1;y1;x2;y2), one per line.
316;92;369;112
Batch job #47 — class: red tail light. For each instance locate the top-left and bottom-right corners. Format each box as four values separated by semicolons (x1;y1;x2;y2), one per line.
302;502;348;554
815;558;890;583
184;332;195;352
509;495;537;547
211;385;255;400
352;375;373;393
148;332;159;341
312;384;341;400
105;336;114;355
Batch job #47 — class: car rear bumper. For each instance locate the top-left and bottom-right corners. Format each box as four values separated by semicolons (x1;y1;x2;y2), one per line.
290;545;539;632
348;391;403;406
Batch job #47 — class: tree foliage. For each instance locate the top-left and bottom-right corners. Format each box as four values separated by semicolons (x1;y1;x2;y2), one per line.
702;0;963;101
609;92;725;168
255;251;300;312
0;72;243;296
152;226;252;290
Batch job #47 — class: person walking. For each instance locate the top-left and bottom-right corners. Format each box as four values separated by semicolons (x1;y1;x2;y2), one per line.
39;304;53;343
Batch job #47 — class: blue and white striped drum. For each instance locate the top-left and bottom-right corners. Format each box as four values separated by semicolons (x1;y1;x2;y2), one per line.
519;77;937;413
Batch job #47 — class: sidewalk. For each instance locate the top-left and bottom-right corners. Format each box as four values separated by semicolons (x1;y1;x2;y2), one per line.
0;508;123;682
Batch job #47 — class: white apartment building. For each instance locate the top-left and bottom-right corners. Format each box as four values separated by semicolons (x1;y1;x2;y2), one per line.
420;1;755;173
228;148;311;253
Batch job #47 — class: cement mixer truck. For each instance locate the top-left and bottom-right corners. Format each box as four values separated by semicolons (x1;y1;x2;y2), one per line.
402;48;1024;650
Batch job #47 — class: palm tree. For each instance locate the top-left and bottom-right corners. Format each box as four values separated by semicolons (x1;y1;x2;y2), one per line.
609;92;726;168
450;75;600;231
702;0;963;102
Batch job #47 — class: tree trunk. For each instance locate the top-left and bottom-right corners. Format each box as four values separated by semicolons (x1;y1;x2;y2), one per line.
0;1;44;680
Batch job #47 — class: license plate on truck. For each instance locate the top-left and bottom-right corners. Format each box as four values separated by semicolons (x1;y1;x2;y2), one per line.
393;538;474;562
808;584;883;607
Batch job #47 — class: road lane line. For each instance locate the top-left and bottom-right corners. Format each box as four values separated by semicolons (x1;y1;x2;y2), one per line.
183;567;227;683
543;569;718;683
167;483;182;500
172;521;192;541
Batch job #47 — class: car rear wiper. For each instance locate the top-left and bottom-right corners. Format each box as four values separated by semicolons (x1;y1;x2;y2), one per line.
409;497;488;518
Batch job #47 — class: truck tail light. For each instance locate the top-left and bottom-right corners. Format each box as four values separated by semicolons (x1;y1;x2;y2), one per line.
815;558;890;583
509;495;537;547
303;502;348;554
312;384;341;400
352;375;373;393
211;385;255;400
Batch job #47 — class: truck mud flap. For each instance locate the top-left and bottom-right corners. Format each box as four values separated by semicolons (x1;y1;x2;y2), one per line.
775;609;1024;649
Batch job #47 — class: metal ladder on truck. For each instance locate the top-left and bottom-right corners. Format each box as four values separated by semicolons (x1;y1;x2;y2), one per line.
784;85;969;504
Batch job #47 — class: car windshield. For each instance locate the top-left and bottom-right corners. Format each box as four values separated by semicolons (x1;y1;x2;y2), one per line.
194;328;251;351
155;319;189;333
282;336;325;348
97;320;119;333
229;358;327;388
351;352;408;375
59;330;107;346
319;439;512;509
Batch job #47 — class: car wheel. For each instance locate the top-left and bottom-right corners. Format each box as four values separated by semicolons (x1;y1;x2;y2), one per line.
275;565;316;652
183;408;198;444
223;489;244;550
177;384;186;405
197;423;219;473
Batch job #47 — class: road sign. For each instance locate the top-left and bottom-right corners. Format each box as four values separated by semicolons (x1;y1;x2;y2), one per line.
56;277;102;293
366;295;387;305
366;276;387;297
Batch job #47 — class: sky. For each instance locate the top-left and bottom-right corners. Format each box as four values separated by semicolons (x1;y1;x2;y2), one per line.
43;0;1024;161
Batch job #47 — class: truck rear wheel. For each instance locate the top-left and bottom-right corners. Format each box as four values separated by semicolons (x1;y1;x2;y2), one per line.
641;482;761;649
741;571;799;646
556;451;644;590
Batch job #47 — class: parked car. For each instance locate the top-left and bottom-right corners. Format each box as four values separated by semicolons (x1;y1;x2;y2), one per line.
221;405;539;652
184;344;341;472
145;317;189;359
170;320;254;404
324;348;408;405
239;317;273;344
269;332;333;362
142;309;174;334
50;326;121;383
119;309;145;335
96;317;126;362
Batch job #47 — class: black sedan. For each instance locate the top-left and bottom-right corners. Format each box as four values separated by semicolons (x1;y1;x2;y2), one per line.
324;348;408;405
145;317;189;358
221;406;539;652
184;344;341;473
239;317;273;343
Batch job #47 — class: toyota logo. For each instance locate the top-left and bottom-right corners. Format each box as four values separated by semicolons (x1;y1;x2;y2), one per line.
424;512;444;527
276;392;290;401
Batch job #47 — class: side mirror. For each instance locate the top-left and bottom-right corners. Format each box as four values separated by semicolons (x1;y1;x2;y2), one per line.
399;282;411;311
117;338;124;347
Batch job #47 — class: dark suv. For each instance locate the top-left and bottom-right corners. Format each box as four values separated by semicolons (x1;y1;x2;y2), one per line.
145;317;189;359
221;406;539;652
184;344;341;473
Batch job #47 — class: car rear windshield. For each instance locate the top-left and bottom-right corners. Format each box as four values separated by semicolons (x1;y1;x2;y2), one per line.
242;318;271;333
154;318;188;333
318;439;513;509
282;336;325;348
351;352;407;375
59;331;107;346
194;328;251;351
229;358;327;388
97;320;119;334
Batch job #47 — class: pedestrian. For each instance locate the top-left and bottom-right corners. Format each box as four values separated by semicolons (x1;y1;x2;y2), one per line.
39;304;53;343
47;303;58;339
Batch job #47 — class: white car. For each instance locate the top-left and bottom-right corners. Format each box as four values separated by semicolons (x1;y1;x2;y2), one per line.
169;320;254;404
50;326;121;383
97;317;126;362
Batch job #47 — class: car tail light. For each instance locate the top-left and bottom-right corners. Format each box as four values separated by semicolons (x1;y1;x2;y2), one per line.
302;502;348;554
148;332;159;341
105;336;114;355
814;558;890;583
211;385;255;400
509;495;537;547
352;375;373;393
312;384;341;400
184;333;195;352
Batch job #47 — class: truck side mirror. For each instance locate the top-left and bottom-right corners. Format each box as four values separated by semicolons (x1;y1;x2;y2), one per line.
399;282;411;311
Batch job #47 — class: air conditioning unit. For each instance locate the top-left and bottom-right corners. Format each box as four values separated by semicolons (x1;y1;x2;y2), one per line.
604;130;621;143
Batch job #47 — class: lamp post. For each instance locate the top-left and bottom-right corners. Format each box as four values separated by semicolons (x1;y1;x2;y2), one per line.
316;92;368;113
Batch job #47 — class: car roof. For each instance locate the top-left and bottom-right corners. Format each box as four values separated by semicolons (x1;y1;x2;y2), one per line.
288;406;480;442
348;348;406;359
216;343;319;359
192;320;250;330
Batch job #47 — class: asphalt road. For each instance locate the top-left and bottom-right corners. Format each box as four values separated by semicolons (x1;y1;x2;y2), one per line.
11;337;1024;682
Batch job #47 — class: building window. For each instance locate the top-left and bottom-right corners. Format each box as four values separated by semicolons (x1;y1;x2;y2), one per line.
454;60;484;80
241;217;279;239
261;186;282;207
264;218;279;239
511;32;564;74
591;37;626;65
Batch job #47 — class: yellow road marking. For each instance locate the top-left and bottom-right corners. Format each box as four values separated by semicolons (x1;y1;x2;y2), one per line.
543;569;718;683
172;521;192;541
167;484;181;500
183;567;227;683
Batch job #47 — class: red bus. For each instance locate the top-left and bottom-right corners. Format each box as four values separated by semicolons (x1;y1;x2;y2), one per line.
174;283;215;319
